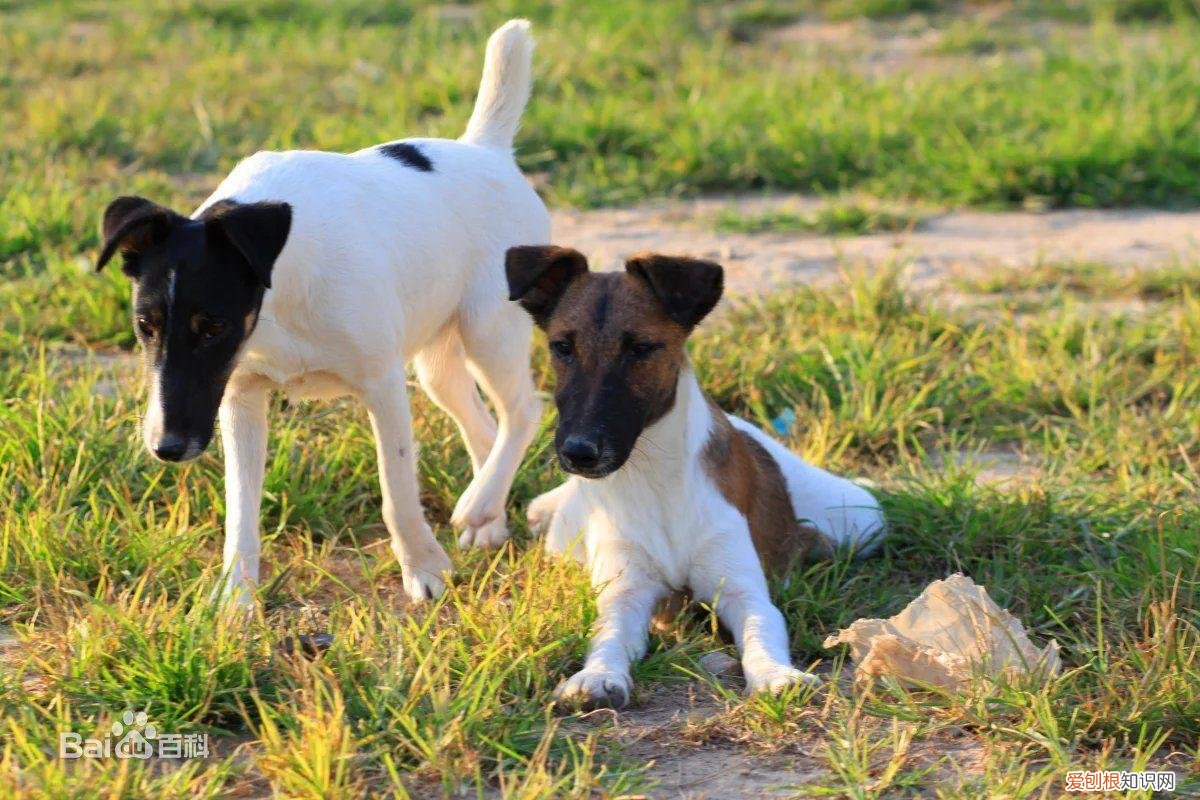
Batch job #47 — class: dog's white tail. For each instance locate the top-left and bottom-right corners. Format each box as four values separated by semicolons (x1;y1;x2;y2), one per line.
461;19;534;150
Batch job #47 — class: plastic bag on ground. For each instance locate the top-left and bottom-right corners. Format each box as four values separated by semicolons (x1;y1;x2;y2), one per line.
823;574;1061;689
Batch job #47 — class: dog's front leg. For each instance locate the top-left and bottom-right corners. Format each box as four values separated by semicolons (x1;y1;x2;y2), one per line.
554;570;665;710
698;568;819;695
362;369;453;602
527;479;586;563
217;381;269;608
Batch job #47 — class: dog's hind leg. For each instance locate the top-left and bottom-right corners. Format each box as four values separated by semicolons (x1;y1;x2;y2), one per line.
415;325;498;474
362;367;453;602
452;299;543;549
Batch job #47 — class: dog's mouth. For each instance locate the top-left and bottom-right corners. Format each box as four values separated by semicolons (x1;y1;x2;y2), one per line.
561;462;616;479
556;449;628;480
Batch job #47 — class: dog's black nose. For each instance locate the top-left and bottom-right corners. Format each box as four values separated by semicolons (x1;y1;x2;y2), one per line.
560;435;601;472
154;434;187;462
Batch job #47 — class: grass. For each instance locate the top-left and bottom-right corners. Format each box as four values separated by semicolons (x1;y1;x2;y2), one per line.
931;19;1037;56
4;0;1200;796
714;199;924;235
3;1;1200;286
2;261;1198;796
953;259;1200;300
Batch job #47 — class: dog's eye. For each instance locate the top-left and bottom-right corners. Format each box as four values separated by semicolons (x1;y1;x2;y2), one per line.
135;316;157;339
627;340;662;360
198;320;226;343
549;339;574;360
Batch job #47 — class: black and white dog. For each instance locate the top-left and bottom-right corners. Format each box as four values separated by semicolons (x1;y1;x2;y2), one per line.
96;21;547;605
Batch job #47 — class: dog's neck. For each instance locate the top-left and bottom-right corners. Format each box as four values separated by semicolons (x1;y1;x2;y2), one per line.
611;360;712;485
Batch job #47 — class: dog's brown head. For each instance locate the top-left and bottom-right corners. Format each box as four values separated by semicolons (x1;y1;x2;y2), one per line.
506;246;723;478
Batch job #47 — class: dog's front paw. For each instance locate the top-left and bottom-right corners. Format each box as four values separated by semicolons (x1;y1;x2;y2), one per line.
400;564;447;603
526;489;560;535
450;481;510;549
745;664;821;696
393;541;452;603
553;669;632;711
455;515;510;549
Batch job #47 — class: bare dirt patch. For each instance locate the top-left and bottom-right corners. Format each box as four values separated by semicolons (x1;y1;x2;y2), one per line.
755;7;1153;79
932;446;1044;488
561;680;992;798
551;196;1200;297
565;683;829;799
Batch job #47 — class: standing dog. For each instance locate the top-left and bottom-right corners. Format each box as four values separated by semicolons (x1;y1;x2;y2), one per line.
96;21;546;605
506;246;885;708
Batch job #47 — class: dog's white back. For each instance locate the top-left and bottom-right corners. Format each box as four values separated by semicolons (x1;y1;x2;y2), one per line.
200;140;546;389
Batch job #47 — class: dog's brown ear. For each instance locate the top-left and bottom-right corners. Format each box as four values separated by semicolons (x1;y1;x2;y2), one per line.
96;196;179;274
625;253;723;329
203;200;292;289
505;245;588;327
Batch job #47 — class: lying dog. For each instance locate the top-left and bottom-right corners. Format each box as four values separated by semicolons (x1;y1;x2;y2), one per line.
96;20;547;605
506;246;885;708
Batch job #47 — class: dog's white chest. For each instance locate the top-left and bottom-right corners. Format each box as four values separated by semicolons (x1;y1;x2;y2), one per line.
232;332;357;402
576;466;721;590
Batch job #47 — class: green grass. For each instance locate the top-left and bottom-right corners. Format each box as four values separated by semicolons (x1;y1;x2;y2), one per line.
954;260;1200;300
4;1;1200;795
3;263;1198;796
715;199;924;235
729;0;1200;28
3;1;1200;284
799;0;1200;23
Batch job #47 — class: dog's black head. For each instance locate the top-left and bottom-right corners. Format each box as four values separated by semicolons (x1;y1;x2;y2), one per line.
97;195;291;462
506;246;723;478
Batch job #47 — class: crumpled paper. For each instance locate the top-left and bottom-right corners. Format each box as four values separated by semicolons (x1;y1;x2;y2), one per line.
823;574;1061;689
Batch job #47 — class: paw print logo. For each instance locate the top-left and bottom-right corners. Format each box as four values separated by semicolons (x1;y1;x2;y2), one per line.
112;709;157;760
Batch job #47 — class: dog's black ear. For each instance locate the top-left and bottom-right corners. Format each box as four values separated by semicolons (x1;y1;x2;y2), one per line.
97;196;178;275
204;200;292;289
625;252;724;329
505;245;589;327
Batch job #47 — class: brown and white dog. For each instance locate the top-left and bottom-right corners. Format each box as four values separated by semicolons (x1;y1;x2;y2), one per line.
506;246;884;709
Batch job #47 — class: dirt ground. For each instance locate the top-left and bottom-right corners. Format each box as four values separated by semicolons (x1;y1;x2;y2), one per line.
552;195;1200;296
573;684;833;799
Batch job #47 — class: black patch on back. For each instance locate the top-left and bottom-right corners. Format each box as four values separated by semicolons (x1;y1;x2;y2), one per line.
378;142;434;172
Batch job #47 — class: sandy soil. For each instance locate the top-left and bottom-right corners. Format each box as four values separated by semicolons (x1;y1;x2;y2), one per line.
579;683;829;799
558;676;989;800
552;195;1200;296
